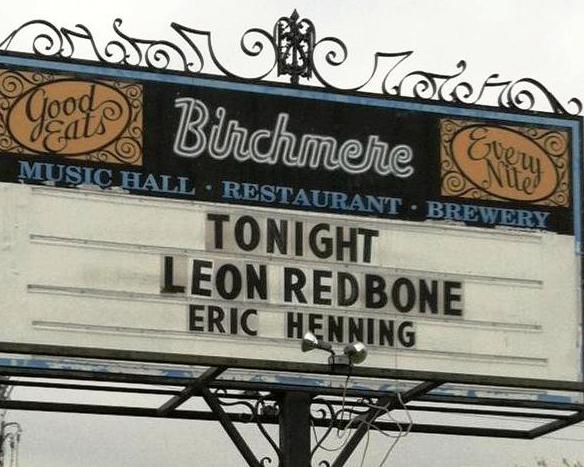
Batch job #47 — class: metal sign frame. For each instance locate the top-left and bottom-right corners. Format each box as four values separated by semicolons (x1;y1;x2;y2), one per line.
0;11;583;467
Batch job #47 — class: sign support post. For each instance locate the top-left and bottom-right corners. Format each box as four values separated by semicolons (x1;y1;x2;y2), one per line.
0;417;4;467
279;391;312;467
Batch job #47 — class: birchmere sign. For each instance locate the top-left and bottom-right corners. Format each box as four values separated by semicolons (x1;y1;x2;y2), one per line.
0;53;582;385
0;54;579;237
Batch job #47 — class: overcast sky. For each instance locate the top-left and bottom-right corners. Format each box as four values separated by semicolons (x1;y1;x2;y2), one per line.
2;1;584;466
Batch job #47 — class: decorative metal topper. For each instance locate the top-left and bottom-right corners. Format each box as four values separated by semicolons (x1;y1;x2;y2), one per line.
275;10;315;85
0;11;581;115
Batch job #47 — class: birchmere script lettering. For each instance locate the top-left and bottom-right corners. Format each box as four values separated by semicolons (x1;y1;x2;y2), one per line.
173;98;415;178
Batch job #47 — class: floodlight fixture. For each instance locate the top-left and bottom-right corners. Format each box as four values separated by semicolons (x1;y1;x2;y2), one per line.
301;332;368;367
343;342;368;365
301;331;333;354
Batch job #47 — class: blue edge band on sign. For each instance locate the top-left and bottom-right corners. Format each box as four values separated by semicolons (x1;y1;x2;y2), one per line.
0;55;581;403
0;356;571;403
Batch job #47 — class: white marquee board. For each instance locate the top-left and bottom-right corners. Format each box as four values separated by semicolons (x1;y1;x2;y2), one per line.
0;183;580;382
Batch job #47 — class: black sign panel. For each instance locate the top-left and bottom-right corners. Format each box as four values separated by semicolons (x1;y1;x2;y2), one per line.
0;55;580;236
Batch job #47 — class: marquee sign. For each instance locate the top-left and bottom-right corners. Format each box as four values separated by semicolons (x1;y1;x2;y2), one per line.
0;53;581;384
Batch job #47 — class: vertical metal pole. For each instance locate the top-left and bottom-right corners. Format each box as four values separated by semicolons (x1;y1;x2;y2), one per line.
0;383;11;467
0;416;4;467
0;391;6;467
279;392;311;467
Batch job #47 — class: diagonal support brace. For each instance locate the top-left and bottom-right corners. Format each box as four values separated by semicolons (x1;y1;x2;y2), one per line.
201;386;262;467
157;366;226;416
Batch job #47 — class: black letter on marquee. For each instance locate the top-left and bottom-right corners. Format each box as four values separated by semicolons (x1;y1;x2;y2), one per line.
365;274;387;308
162;256;185;293
230;308;238;334
328;315;344;343
246;264;267;300
208;305;226;333
392;278;416;313
287;312;303;338
338;272;358;307
336;226;358;262
235;216;260;251
366;318;375;345
309;223;332;259
207;214;230;249
267;218;288;254
241;309;257;336
216;264;243;300
358;228;379;263
295;222;304;257
284;268;307;303
379;320;395;347
191;260;212;297
308;313;324;340
188;304;205;331
348;317;364;342
398;321;416;347
444;281;463;316
419;279;438;314
313;270;332;305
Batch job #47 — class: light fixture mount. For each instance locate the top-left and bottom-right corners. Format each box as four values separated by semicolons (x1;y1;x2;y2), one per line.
301;332;368;367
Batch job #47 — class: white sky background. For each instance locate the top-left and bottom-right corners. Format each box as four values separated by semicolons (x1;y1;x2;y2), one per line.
2;0;584;466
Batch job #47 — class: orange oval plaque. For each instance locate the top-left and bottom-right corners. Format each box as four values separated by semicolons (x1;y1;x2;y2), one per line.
451;125;557;202
8;80;131;155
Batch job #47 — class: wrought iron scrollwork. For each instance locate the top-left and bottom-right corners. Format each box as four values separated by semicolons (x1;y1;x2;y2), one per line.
309;396;373;466
214;389;282;466
210;390;385;466
0;12;579;115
